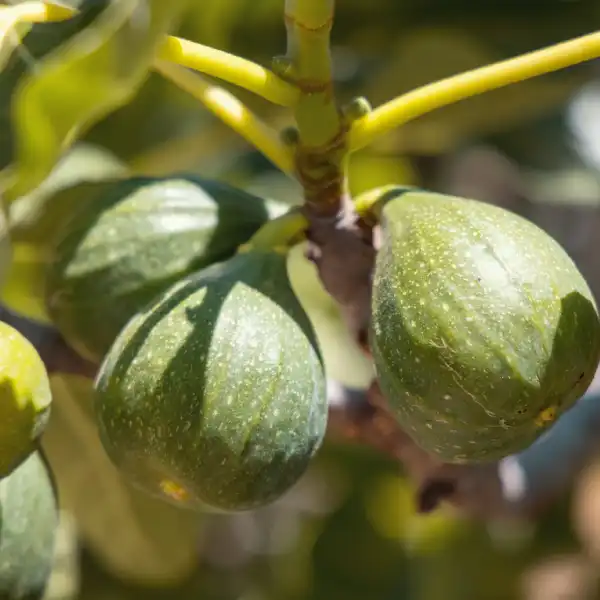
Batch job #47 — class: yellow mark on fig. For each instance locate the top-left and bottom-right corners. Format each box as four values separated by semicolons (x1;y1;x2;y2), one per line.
160;479;188;502
535;406;557;428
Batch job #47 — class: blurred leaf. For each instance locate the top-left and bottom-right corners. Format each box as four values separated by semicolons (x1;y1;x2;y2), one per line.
181;0;244;49
0;7;31;72
0;3;104;185
128;117;250;178
0;202;11;291
364;474;462;555
0;0;189;203
9;142;128;234
568;81;600;175
310;447;408;600
1;242;47;323
42;511;80;600
42;374;205;587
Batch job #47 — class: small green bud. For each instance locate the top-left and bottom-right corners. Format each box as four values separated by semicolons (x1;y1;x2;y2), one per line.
280;126;300;146
342;97;372;123
271;56;296;82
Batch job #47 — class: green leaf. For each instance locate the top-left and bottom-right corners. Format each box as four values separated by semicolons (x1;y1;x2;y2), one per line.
0;8;30;73
0;0;190;204
0;3;102;174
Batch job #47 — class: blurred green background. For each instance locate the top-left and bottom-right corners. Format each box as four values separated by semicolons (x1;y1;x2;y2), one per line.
4;1;600;599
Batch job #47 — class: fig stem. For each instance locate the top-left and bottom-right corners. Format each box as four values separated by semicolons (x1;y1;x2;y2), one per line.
283;0;340;148
153;60;295;175
156;37;299;107
238;209;308;253
353;184;417;221
349;29;600;152
283;0;350;215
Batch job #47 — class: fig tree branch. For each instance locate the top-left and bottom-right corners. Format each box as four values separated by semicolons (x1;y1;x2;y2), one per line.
283;0;354;215
239;209;308;253
349;30;600;152
14;3;600;164
153;60;296;176
157;36;299;107
284;0;340;148
327;377;600;520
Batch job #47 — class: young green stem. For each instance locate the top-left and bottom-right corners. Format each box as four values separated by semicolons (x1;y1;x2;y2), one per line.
349;30;600;152
157;36;299;107
283;0;348;215
8;3;298;107
281;1;374;351
153;60;295;175
238;209;308;254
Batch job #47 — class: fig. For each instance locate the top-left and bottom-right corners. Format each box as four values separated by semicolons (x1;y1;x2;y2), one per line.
0;451;58;600
0;321;51;477
42;374;205;586
94;249;328;511
44;175;282;364
368;187;600;463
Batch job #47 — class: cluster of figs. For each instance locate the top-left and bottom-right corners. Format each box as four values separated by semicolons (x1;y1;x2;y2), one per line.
3;174;600;532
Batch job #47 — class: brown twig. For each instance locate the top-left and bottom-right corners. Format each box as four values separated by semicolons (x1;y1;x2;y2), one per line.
327;375;600;520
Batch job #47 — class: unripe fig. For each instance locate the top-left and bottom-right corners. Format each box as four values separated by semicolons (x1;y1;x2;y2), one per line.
94;249;328;512
45;175;284;364
368;187;600;464
0;321;52;477
0;451;58;600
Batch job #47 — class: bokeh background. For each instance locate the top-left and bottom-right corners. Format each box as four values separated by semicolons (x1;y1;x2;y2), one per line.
4;1;600;599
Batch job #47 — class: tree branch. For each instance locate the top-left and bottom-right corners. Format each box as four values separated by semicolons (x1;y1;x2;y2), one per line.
157;36;299;107
327;375;600;520
349;30;600;153
153;60;295;176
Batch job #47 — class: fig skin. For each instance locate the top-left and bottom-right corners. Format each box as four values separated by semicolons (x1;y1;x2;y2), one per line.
45;175;281;364
368;187;600;464
0;322;52;477
94;249;328;512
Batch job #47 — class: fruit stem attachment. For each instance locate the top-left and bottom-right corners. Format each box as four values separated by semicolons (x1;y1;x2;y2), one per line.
282;0;349;215
349;30;600;152
238;209;308;254
353;184;417;221
153;60;295;175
